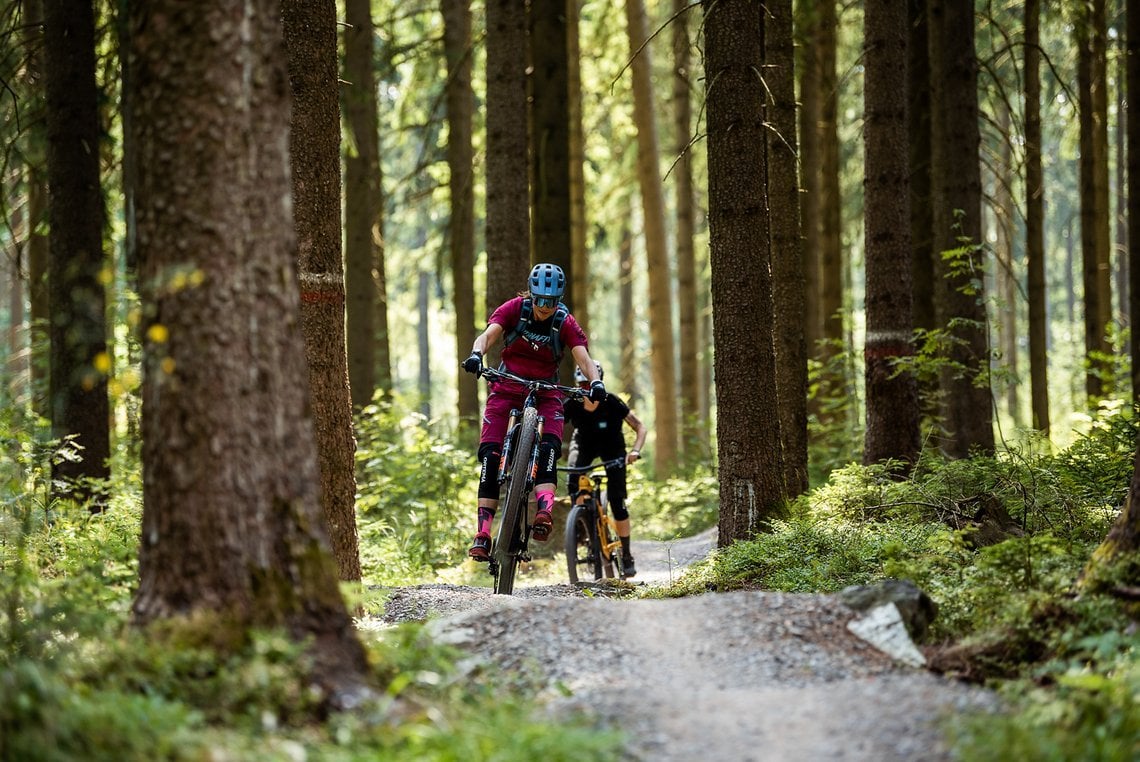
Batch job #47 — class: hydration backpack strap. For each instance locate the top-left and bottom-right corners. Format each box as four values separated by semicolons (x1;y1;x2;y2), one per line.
549;303;568;360
503;298;568;361
503;298;533;348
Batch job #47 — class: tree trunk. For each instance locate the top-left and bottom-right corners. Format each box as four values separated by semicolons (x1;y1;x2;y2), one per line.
819;0;845;360
796;0;823;365
674;0;704;459
993;102;1019;426
1078;0;1112;403
529;0;572;283
765;0;809;495
282;0;363;583
485;0;531;339
419;269;432;418
928;0;993;457
568;0;588;332
1025;0;1049;433
618;195;639;406
862;0;920;469
344;0;389;406
128;0;371;704
23;0;49;421
44;0;111;506
444;0;478;428
1080;439;1140;592
908;0;935;336
1129;0;1140;410
703;0;787;546
626;0;678;474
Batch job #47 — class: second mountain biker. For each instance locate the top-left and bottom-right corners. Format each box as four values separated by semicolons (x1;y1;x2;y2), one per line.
462;263;606;562
564;361;648;577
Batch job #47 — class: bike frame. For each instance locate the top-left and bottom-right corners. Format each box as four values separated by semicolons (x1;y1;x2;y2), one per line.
560;457;627;582
479;366;588;594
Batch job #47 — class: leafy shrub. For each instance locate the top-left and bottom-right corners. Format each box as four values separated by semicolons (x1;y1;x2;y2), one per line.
355;401;473;584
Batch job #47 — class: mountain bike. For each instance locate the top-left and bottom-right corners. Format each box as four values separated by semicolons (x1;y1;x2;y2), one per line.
477;366;589;595
559;457;628;584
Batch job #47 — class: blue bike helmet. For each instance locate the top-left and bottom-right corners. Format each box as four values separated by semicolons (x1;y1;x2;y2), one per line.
528;263;565;308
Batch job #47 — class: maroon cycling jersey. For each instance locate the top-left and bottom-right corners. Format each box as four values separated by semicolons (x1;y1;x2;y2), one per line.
488;296;588;380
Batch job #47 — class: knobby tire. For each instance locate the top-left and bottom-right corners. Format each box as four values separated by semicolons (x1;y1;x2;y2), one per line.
564;504;593;584
494;407;538;595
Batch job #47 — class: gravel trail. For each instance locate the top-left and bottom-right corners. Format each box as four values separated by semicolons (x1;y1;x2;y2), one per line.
365;529;998;761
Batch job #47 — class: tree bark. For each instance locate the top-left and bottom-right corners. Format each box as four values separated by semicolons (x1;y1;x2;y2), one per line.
862;0;920;469
674;0;704;459
908;0;935;336
1129;0;1140;411
765;0;809;495
703;0;787;546
128;0;371;704
485;0;531;335
44;0;111;505
443;0;478;428
529;0;572;284
344;0;391;406
282;0;363;583
1078;0;1112;403
626;0;678;474
568;0;589;332
1025;0;1049;433
928;0;993;457
796;0;823;360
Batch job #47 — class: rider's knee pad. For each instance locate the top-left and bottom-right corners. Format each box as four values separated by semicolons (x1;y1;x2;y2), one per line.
535;434;561;484
610;497;629;521
477;443;501;500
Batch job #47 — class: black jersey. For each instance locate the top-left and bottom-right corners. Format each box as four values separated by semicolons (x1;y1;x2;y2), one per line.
564;394;631;455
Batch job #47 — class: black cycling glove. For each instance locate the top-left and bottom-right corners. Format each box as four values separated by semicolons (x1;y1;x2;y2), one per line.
462;351;483;375
588;379;606;402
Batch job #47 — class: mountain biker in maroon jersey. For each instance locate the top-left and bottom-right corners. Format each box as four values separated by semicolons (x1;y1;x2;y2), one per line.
563;361;648;577
461;263;606;562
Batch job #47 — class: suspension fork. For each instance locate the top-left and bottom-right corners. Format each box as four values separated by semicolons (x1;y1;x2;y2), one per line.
497;409;519;484
527;414;547;490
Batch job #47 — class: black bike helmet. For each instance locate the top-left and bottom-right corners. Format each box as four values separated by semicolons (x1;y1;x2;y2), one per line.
528;263;565;308
574;361;603;384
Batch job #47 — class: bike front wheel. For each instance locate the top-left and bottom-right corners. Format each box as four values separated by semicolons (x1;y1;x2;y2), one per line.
563;506;601;584
493;407;538;595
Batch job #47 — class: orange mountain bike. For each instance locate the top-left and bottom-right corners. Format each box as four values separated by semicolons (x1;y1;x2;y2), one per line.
559;457;628;583
478;367;588;594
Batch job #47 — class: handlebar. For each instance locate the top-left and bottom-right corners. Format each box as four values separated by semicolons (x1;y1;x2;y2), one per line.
557;457;628;474
478;366;589;400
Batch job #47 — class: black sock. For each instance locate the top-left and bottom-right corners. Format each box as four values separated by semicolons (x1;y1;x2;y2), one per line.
620;535;632;559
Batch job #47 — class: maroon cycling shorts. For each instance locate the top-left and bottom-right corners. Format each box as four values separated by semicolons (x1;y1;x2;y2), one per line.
480;384;566;445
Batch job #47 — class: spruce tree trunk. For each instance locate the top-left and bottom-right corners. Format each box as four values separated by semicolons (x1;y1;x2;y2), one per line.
129;0;371;703
703;0;787;546
44;0;111;505
1078;0;1112;403
929;0;994;457
1026;0;1049;434
766;0;809;495
626;0;678;473
444;0;478;428
344;0;389;406
485;0;530;329
568;0;589;332
673;0;704;458
908;0;935;337
282;0;363;583
1129;0;1140;410
863;0;920;468
796;0;823;360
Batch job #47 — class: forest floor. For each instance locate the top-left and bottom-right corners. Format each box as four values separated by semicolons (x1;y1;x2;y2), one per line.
363;529;999;761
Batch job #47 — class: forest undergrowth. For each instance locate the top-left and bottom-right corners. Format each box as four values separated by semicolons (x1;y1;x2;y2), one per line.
3;400;1140;759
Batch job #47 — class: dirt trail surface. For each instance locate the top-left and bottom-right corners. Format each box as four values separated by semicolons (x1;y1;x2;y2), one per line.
366;530;998;761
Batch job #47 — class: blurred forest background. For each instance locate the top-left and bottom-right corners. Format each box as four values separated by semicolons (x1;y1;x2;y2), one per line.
7;0;1140;758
